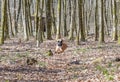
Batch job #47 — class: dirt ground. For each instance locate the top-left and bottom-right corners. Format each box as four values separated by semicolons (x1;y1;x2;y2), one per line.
0;37;120;82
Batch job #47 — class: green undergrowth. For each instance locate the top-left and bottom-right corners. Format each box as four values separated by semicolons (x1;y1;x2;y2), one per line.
95;64;114;81
38;61;47;67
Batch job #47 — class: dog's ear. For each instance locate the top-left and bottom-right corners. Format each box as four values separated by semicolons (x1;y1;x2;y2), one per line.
57;40;60;43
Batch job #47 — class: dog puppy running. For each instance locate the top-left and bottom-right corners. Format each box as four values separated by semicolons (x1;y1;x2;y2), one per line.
55;39;67;54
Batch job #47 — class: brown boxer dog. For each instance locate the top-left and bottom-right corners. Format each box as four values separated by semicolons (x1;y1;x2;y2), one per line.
55;39;67;54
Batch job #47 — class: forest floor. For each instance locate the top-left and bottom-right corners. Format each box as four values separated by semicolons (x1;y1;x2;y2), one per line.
0;36;120;82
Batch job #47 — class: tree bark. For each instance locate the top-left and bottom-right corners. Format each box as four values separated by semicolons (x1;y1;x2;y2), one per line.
112;0;118;41
22;0;29;41
0;0;7;44
56;0;61;39
95;0;99;41
46;0;52;40
99;0;105;43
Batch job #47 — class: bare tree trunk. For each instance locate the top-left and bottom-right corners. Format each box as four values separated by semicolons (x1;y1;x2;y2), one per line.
0;0;7;44
63;0;68;37
45;0;52;40
16;0;21;32
22;0;29;41
69;0;71;24
7;0;14;37
99;0;105;43
36;0;44;47
51;0;57;35
95;0;99;41
112;0;118;41
14;0;18;35
76;0;83;45
80;0;85;42
56;0;61;39
4;0;9;39
69;0;77;40
85;0;94;35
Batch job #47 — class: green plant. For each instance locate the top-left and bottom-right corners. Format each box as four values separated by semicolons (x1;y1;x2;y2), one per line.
5;80;9;82
38;61;47;67
95;64;114;81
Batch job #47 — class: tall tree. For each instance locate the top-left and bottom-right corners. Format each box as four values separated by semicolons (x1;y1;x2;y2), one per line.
35;0;39;39
79;0;85;42
76;0;82;45
0;0;7;44
35;0;41;47
95;0;99;41
4;0;9;39
63;0;68;37
22;0;29;41
46;0;52;40
16;0;21;32
99;0;105;43
51;0;57;35
27;0;33;36
56;0;61;39
68;0;76;40
7;0;14;37
112;0;118;41
13;0;18;35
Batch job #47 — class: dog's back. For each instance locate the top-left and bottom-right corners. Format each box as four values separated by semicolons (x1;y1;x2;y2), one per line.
61;43;67;52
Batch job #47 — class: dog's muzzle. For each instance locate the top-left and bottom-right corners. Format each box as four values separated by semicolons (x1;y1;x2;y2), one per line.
57;41;62;46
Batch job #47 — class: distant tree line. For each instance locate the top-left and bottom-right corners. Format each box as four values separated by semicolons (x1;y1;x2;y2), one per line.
0;0;120;46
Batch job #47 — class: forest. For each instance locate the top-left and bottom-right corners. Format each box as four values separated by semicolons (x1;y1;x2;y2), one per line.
0;0;120;82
